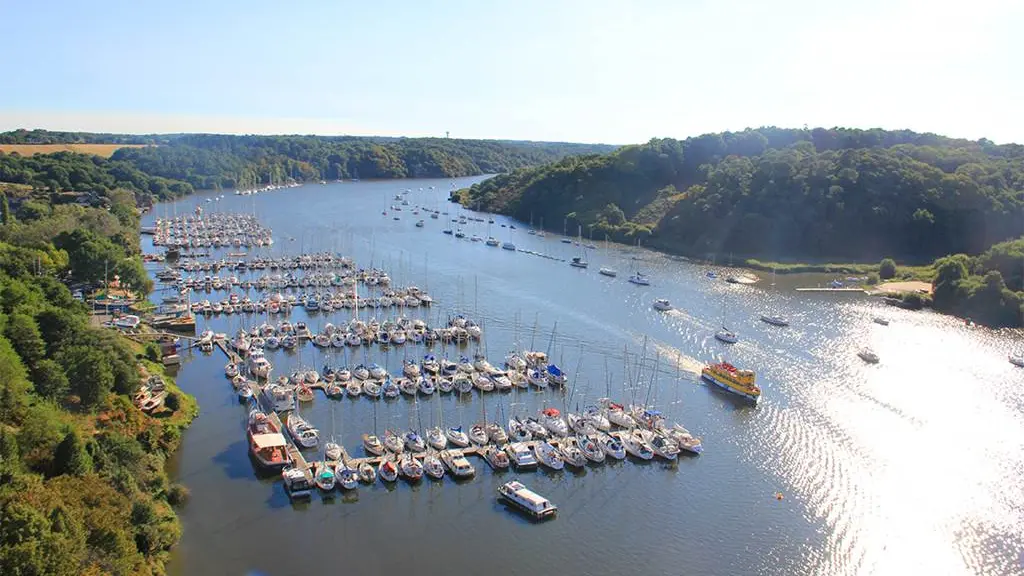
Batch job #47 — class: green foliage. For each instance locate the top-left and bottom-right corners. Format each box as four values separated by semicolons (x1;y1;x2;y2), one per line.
52;430;92;477
867;273;880;285
930;242;1023;326
59;346;113;409
463;128;1024;263
16;403;65;475
879;258;897;280
164;391;180;412
166;483;190;508
5;313;45;368
0;335;30;424
30;359;69;400
143;342;161;363
1;192;9;226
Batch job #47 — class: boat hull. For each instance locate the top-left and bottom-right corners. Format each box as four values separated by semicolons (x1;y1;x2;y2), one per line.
701;373;760;403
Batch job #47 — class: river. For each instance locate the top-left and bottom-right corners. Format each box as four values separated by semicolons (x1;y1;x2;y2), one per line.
145;176;1024;576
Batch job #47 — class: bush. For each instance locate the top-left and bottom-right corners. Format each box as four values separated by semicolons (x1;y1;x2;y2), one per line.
879;258;897;280
164;392;180;412
167;483;190;507
866;273;880;285
143;342;161;363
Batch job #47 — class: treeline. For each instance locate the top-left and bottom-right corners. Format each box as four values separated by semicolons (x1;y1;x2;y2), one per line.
460;127;1024;260
931;237;1024;326
0;130;615;199
0;192;194;574
0;150;194;201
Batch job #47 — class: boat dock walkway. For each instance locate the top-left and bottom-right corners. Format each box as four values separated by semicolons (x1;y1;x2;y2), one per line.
794;287;867;293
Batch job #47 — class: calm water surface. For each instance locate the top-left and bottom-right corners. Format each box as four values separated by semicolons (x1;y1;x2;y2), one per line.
147;177;1024;576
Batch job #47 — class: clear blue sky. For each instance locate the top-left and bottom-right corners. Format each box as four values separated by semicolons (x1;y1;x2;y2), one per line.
1;0;1021;144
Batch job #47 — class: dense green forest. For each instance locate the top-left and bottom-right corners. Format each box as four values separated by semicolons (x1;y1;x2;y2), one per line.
458;127;1024;326
0;187;195;574
0;130;615;199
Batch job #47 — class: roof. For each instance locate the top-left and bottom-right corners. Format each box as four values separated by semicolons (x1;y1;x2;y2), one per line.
251;433;287;449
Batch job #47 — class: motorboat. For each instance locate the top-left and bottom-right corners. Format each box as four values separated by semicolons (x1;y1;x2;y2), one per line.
599;267;617;277
873;317;890;326
665;424;704;454
540;408;568;437
423;453;445;479
445;425;471;448
622;431;655;460
426;426;447;450
378;458;399;482
569;256;589;269
858;349;880;363
497;480;556;520
247;350;273;379
285;413;320;449
504;442;538;469
468;424;489;446
404;429;427;453
576;434;605;463
486;421;509;444
652;299;672;311
282;466;312;500
237;384;254;402
247;409;291;470
597;433;626;460
701;362;761;403
532;441;564;470
262;385;295;413
714;328;738;344
383;430;404;454
760;314;789;327
439;450;475;478
399;454;424;481
483;445;510;470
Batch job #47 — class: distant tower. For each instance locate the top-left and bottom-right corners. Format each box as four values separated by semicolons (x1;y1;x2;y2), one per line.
446;131;450;139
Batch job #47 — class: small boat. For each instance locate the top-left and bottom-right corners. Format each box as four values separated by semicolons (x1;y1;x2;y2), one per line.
363;380;382;398
423;453;445;479
437;377;455;394
384;430;404;454
569;256;588;269
1010;353;1024;367
285;413;320;448
508;418;531;442
324;441;343;462
426;426;447;450
237;384;254;402
336;463;359;490
665;424;704;455
504;442;538;468
483;445;510;470
439;449;475;477
485;237;499;247
446;426;470;447
533;441;564;470
454;375;473;394
501;242;516;251
599;267;617;277
858;348;880;363
398;377;417;396
282;466;312;500
346;380;363;397
621;431;654;460
378;458;399;483
760;314;789;327
418;377;436;395
404;429;427;453
399;454;424;481
643;430;680;460
597;433;626;460
469;424;489;446
403;360;421;378
369;363;387;379
225;363;239;378
440;358;458;376
498;480;557;520
566;412;596;435
296;385;314;403
313;463;336;492
628;272;650;286
382;378;400;398
714;328;738;344
486;421;509;444
540;407;568;437
873;317;890;326
523;417;549;440
652;299;673;312
358;462;376;483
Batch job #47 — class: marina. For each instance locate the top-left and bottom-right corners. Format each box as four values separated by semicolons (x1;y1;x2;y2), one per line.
151;178;1024;576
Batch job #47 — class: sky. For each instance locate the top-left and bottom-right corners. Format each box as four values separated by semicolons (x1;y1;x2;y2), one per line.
0;0;1021;144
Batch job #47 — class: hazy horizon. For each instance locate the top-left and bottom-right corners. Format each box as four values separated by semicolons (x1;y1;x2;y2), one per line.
1;0;1021;144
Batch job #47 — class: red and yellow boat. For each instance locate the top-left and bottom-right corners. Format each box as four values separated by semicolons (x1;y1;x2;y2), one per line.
701;362;760;403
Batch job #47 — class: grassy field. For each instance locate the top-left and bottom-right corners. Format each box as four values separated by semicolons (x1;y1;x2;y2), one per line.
0;143;148;158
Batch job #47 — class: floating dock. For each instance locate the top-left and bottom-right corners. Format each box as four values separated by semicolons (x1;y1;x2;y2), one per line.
794;287;866;293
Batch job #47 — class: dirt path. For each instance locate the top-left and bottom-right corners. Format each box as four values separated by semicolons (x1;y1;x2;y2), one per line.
875;280;932;294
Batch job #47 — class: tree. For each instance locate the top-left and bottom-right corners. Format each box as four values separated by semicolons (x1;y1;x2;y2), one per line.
5;313;45;368
0;192;10;226
60;346;113;409
0;336;30;424
164;391;181;412
52;430;92;477
31;359;68;400
879;258;897;280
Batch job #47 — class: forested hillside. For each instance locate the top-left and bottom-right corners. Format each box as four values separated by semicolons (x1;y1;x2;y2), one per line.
460;127;1024;261
0;185;196;574
0;130;616;197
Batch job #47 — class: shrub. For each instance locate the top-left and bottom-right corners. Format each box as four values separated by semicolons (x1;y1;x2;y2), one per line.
143;342;161;363
164;392;180;412
167;483;190;507
879;258;897;280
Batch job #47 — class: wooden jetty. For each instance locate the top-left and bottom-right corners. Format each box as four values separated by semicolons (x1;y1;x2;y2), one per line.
794;287;866;293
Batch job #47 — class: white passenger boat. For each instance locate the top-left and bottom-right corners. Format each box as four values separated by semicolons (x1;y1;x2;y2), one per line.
440;449;475;477
504;442;537;468
497;480;556;519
